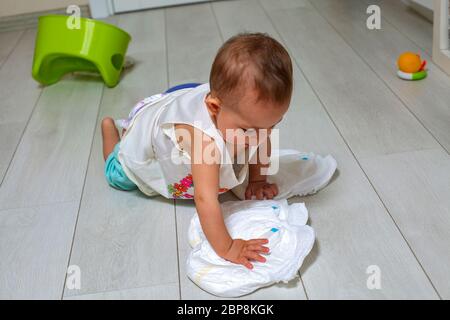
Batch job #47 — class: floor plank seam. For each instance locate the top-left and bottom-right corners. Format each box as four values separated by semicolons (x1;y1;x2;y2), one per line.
308;0;449;156
260;0;442;300
0;29;25;71
0;28;41;188
298;275;310;300
358;146;445;160
64;281;180;299
362;0;432;55
210;2;226;45
163;7;183;300
174;199;183;300
0;88;43;188
0;199;79;213
60;84;106;299
164;9;171;89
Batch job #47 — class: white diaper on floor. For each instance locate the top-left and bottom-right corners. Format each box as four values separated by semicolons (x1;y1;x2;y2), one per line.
186;199;315;298
231;150;337;200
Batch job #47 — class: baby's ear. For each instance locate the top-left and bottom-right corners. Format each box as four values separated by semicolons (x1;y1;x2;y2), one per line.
205;94;221;115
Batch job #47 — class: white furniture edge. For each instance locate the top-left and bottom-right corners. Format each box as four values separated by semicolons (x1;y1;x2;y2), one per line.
433;0;450;74
89;0;114;19
88;0;210;18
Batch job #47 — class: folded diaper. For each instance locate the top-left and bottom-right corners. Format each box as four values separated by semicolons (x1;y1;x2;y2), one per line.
231;150;337;200
187;199;315;298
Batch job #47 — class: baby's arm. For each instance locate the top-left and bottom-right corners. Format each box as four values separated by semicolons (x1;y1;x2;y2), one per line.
177;125;269;269
246;135;279;200
191;156;233;257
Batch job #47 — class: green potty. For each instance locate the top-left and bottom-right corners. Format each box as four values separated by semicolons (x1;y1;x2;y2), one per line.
32;15;131;88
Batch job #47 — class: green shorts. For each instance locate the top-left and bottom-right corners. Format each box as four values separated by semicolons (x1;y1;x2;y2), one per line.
104;143;137;191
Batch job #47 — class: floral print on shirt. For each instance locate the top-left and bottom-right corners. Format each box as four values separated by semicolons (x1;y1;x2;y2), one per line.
167;174;194;199
167;173;229;199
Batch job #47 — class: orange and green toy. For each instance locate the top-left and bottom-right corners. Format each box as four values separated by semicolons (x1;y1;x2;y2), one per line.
32;15;131;88
397;52;427;81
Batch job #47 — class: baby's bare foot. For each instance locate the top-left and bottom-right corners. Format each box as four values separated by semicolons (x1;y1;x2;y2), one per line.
101;117;116;131
101;117;120;161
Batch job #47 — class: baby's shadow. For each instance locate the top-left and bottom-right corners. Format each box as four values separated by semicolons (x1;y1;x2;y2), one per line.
328;168;340;186
119;56;138;79
133;190;174;205
299;235;320;276
219;192;239;203
246;276;302;298
287;200;324;276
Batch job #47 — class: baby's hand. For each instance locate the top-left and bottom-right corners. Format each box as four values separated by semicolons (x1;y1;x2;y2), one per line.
245;181;279;200
223;239;270;269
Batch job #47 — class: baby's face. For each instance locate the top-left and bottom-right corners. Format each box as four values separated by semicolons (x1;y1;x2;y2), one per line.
213;89;289;148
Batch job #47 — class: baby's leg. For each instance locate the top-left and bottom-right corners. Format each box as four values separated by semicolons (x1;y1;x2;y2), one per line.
101;117;120;161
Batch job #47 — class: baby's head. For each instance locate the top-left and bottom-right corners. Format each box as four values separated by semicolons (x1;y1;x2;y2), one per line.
206;32;293;143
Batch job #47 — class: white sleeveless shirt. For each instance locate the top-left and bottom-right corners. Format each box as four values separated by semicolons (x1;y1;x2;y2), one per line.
117;83;258;199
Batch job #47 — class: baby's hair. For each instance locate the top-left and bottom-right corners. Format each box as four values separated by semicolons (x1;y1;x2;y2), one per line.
209;32;293;108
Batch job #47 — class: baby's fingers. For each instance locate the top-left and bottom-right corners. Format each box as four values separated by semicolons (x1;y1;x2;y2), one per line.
240;258;253;269
247;244;270;253
245;251;267;263
245;187;253;200
271;184;279;196
247;239;269;245
256;189;264;200
263;187;274;199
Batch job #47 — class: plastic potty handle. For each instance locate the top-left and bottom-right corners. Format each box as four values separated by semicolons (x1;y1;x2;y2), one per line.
397;69;427;81
32;15;132;87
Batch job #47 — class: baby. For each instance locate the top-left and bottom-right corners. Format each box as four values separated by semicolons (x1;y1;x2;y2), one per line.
101;33;293;270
